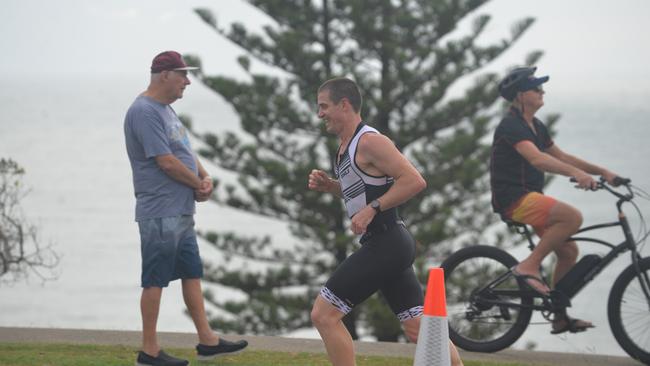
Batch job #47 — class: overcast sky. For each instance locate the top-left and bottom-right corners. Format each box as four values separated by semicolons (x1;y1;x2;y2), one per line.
1;0;649;98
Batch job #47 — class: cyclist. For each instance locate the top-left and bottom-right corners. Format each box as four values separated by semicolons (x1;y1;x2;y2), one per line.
489;67;620;334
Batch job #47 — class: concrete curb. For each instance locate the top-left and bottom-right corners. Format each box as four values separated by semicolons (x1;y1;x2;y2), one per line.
0;327;640;365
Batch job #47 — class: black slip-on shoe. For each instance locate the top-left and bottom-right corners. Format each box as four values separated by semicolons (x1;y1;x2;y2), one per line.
135;350;189;366
196;338;248;360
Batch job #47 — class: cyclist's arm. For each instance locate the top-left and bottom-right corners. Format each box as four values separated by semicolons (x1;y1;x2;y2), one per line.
546;144;618;183
515;141;588;179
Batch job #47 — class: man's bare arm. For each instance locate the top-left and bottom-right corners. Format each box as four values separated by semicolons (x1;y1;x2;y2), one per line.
515;141;595;188
155;154;202;189
357;133;427;211
546;144;618;183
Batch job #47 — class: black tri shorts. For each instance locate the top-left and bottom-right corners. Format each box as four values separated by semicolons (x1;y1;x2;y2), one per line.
320;222;424;321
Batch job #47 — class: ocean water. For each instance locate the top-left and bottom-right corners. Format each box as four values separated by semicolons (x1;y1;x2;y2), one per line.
0;75;648;357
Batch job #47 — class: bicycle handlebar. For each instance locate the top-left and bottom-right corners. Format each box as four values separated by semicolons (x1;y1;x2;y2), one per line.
569;176;633;201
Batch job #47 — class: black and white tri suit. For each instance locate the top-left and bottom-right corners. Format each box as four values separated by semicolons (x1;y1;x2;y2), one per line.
319;123;424;321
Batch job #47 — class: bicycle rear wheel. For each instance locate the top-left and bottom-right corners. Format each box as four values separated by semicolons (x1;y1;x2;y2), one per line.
608;256;650;364
441;245;533;352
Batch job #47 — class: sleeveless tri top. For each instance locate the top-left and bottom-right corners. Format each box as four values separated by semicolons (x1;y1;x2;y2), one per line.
334;123;399;230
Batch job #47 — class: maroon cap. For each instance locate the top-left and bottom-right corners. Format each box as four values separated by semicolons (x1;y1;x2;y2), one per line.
150;51;199;73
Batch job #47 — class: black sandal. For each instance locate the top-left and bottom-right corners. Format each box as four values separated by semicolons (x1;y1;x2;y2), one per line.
510;266;551;296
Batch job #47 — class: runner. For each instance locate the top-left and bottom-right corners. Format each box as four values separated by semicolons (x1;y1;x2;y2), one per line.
308;77;463;366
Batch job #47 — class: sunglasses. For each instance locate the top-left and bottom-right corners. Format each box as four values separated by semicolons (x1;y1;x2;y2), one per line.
530;85;544;93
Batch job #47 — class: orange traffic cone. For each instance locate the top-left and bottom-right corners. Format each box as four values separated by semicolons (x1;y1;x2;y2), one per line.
413;267;450;366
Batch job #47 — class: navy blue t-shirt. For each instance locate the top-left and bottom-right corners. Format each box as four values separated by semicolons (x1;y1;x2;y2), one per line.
490;108;554;214
124;95;197;221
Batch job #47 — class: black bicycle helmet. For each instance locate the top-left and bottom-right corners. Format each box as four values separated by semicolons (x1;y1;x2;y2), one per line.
498;66;548;101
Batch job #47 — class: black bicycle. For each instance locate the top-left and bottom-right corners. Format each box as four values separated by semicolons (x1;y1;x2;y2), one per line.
440;177;650;364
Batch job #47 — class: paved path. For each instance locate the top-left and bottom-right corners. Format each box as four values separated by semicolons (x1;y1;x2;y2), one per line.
0;327;641;365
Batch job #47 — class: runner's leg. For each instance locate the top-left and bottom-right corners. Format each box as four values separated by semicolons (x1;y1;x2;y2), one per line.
311;295;356;366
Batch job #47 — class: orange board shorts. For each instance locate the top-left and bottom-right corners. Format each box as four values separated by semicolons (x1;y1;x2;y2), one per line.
504;192;557;236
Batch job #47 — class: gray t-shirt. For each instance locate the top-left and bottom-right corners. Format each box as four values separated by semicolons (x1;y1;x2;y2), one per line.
124;95;197;221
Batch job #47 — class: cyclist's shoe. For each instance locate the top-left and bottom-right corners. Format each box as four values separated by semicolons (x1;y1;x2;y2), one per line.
196;338;248;360
511;266;551;296
135;350;188;366
551;316;594;334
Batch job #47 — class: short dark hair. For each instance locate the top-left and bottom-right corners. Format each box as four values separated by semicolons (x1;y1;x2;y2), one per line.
318;77;362;113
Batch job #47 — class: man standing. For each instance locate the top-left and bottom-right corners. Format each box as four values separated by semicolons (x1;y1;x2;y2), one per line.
490;66;620;334
308;77;463;366
124;51;247;366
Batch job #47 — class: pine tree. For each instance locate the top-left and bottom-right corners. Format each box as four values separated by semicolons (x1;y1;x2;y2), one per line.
184;0;549;340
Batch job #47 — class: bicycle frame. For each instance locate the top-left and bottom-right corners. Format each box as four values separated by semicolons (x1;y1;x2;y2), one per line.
478;181;650;313
445;179;650;361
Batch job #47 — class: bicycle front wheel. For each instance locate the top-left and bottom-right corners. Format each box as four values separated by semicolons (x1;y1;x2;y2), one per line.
441;245;533;352
608;256;650;364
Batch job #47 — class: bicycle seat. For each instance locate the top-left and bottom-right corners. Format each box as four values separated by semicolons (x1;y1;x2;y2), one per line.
502;218;526;229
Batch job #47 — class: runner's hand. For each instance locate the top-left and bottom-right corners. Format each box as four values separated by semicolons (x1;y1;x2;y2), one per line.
350;206;376;235
308;169;333;193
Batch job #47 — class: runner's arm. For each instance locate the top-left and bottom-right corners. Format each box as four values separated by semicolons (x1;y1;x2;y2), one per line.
357;133;426;211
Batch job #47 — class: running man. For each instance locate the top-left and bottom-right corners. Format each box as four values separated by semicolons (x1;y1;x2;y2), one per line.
490;66;621;334
308;77;463;366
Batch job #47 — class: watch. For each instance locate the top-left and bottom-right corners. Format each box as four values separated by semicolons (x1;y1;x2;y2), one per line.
370;199;381;213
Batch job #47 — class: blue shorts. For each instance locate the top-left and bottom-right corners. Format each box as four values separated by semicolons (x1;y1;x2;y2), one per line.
138;215;203;288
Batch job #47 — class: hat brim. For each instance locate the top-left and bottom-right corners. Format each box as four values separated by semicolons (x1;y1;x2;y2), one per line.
172;66;199;71
520;75;549;92
533;75;549;85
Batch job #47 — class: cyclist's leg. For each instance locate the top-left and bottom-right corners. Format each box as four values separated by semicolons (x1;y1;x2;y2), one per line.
526;200;582;273
508;193;582;291
552;240;579;286
549;233;593;332
519;200;592;332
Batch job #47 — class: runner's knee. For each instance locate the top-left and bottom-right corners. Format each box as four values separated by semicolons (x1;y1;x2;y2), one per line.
310;301;341;329
310;307;328;328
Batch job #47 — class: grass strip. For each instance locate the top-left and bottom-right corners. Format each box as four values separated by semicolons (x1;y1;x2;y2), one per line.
0;342;528;366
